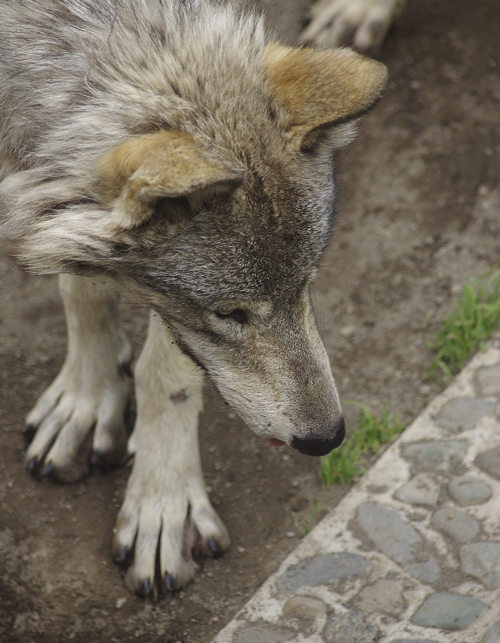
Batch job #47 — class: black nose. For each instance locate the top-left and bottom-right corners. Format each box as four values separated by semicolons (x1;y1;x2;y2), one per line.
291;416;345;456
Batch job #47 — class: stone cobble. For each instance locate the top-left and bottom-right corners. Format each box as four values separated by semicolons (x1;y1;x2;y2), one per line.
448;476;492;506
394;473;440;507
411;592;488;630
431;507;481;542
212;347;500;643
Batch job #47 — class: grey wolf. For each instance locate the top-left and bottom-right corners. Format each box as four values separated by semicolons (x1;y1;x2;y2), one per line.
0;0;386;595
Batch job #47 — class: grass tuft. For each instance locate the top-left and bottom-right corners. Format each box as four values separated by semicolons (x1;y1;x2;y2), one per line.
319;403;405;486
428;266;500;380
300;499;327;536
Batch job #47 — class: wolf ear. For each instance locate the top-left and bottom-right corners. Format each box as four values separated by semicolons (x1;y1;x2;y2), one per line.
264;43;387;151
99;130;243;228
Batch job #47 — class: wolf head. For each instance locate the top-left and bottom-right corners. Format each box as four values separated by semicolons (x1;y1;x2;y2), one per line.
0;3;386;455
97;45;386;455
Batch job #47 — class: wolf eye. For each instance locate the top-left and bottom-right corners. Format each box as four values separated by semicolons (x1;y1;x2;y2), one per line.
215;309;248;324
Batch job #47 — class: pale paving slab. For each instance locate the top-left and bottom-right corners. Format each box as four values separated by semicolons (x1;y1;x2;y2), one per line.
211;347;500;643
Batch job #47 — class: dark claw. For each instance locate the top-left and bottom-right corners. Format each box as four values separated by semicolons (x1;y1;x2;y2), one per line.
28;457;38;473
120;451;134;466
301;12;312;27
208;538;221;556
139;578;151;597
114;546;129;564
22;424;36;442
90;450;103;467
165;573;175;591
120;361;133;378
42;462;54;477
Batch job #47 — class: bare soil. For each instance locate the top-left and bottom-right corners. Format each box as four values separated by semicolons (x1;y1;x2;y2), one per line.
1;0;499;641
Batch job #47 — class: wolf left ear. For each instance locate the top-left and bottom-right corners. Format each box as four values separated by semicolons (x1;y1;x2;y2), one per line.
264;43;388;151
99;130;243;228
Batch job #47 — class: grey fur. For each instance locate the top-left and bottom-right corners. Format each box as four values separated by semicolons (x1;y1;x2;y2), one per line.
0;0;385;592
0;0;342;278
1;0;271;266
0;0;347;447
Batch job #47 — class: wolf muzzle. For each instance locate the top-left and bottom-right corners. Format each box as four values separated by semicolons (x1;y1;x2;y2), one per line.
291;416;345;457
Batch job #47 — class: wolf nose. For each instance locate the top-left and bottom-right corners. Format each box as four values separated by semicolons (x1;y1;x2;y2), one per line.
291;416;345;456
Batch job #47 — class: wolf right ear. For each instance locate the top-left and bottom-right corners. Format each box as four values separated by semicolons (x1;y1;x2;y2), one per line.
264;43;388;151
99;130;243;229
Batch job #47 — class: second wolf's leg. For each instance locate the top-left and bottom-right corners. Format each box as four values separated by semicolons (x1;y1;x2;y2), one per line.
113;312;229;595
300;0;405;55
25;274;131;482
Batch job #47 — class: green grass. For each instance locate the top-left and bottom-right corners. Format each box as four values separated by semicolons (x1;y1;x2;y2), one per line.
318;267;500;486
300;499;327;536
319;403;406;486
428;266;500;380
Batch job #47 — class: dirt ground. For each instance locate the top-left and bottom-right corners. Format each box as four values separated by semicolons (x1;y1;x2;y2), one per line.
1;0;499;641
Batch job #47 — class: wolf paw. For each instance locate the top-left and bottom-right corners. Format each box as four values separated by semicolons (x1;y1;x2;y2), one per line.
24;353;131;483
112;452;230;596
300;0;405;55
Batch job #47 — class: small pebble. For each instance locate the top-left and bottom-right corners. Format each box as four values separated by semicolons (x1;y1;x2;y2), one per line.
475;446;500;480
448;476;492;505
283;596;326;620
395;473;440;507
278;552;371;594
355;579;406;616
475;363;500;396
434;397;495;432
340;325;355;338
402;441;467;471
356;503;440;582
412;592;487;630
324;610;379;643
431;507;480;542
460;542;500;589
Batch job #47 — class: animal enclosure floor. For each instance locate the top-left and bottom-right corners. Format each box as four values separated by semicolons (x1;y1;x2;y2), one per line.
211;345;500;643
1;0;500;641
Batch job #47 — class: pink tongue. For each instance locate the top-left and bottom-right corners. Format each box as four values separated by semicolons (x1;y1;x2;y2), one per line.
266;438;286;447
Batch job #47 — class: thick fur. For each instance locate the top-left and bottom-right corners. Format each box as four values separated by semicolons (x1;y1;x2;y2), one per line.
0;0;387;595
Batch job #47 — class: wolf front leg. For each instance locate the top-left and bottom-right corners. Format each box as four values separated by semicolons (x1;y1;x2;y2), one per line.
24;274;131;481
113;311;229;596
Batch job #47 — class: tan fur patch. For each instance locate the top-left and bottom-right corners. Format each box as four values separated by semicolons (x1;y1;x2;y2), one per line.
98;130;243;227
264;43;388;145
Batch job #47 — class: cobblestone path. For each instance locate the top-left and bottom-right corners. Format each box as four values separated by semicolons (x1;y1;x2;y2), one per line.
211;346;500;643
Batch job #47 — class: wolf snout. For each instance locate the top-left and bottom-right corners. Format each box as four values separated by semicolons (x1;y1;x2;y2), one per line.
291;416;345;456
